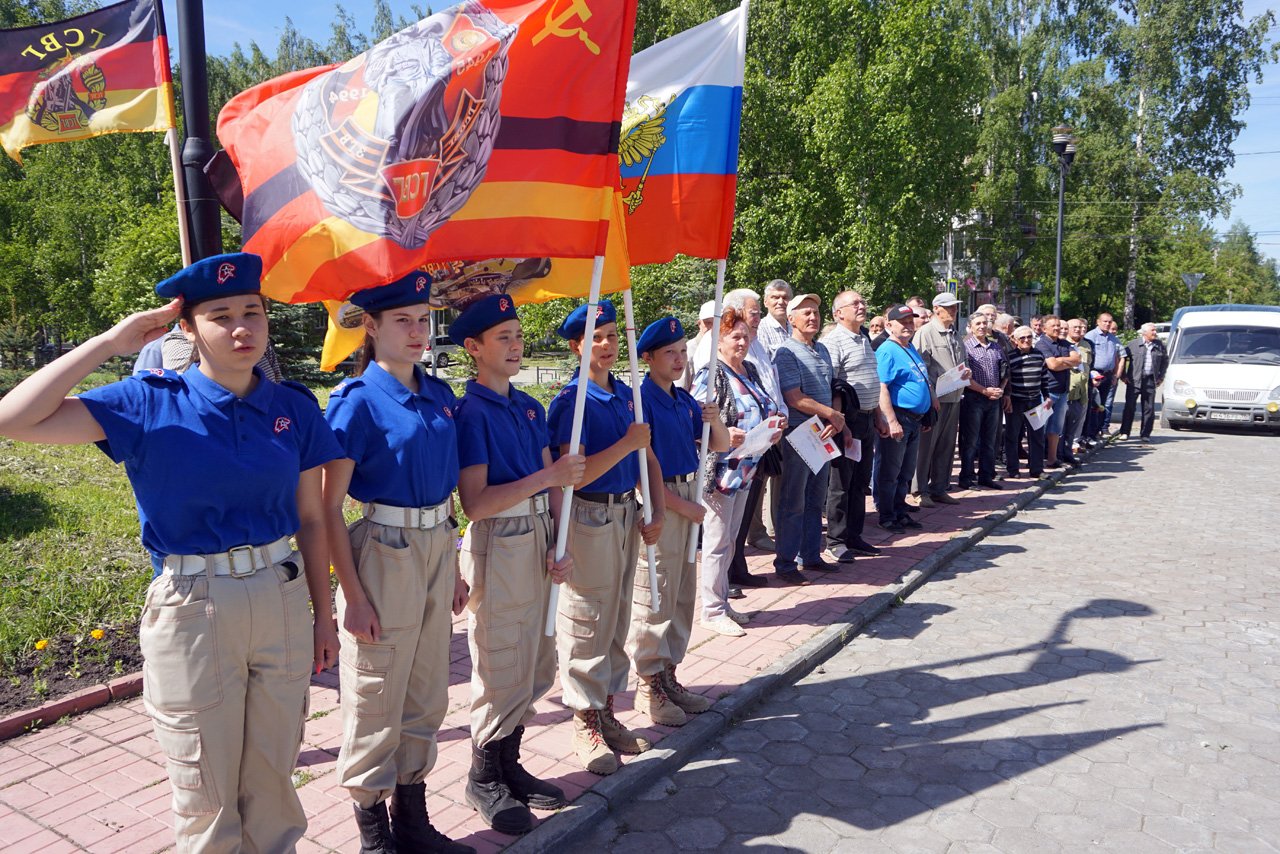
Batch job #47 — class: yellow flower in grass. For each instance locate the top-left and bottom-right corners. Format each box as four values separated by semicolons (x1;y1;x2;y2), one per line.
34;639;49;651
90;629;106;640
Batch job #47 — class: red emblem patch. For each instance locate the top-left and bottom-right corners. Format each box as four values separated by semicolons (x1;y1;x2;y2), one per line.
415;275;428;292
596;305;605;317
499;297;511;312
273;417;292;434
526;408;536;420
149;369;164;377
217;263;236;284
444;406;453;419
669;319;678;333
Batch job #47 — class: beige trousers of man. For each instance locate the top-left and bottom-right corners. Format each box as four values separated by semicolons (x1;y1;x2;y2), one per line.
140;558;313;854
461;509;556;748
628;479;696;677
556;494;639;711
336;518;456;809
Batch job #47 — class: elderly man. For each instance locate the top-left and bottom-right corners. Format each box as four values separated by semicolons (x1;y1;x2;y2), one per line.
1003;326;1049;478
772;293;843;582
874;304;932;534
911;292;968;506
681;300;716;389
1084;312;1124;438
1030;315;1045;345
821;290;891;561
1119;322;1168;443
958;312;1008;489
1063;318;1095;459
1035;315;1081;468
757;279;793;356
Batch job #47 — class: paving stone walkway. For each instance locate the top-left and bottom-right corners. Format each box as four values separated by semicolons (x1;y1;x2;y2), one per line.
568;430;1280;853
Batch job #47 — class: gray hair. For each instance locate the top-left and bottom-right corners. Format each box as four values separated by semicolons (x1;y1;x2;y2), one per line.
1013;325;1033;338
968;313;989;329
995;313;1015;330
764;279;793;298
831;290;864;313
723;288;760;311
976;303;997;315
1140;322;1156;333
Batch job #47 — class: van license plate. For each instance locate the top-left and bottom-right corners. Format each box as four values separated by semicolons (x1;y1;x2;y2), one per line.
1209;412;1250;422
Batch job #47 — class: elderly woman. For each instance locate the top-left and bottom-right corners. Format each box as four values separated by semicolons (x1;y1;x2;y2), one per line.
692;308;783;637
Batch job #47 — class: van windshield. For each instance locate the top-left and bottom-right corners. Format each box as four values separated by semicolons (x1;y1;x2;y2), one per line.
1172;325;1280;364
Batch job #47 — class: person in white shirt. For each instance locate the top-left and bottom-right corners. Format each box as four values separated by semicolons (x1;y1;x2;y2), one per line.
680;301;716;389
756;279;793;357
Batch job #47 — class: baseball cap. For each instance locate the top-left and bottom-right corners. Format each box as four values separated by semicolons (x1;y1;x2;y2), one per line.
932;292;961;308
885;304;916;323
699;300;715;322
786;293;820;313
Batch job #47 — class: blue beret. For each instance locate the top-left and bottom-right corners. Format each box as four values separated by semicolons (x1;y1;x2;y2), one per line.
448;293;519;345
556;299;617;340
637;316;685;356
349;271;432;313
155;253;262;304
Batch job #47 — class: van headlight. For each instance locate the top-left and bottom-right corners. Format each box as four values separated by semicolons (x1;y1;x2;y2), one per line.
1270;385;1280;401
1172;380;1196;396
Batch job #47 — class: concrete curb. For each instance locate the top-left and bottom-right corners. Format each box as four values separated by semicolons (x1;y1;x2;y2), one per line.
507;442;1108;853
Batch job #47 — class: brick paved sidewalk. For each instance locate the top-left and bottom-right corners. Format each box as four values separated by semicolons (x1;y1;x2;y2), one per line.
0;473;1053;853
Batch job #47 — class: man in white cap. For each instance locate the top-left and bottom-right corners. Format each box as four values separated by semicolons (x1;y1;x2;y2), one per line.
680;300;717;389
911;291;969;506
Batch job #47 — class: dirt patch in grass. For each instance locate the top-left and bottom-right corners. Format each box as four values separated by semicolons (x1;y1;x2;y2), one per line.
0;621;142;717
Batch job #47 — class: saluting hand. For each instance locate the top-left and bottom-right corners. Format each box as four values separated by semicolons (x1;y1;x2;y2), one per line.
546;548;573;585
548;452;586;488
103;298;182;356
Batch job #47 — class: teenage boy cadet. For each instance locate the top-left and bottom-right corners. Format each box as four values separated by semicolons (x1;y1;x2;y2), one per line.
628;317;730;727
548;299;665;775
452;295;586;834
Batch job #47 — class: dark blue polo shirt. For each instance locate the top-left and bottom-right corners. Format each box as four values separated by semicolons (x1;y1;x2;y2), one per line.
641;375;701;478
548;371;639;494
79;367;342;571
1035;336;1074;394
325;361;459;507
455;380;549;488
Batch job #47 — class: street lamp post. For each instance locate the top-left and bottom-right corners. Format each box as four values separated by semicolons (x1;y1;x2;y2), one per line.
1051;125;1077;317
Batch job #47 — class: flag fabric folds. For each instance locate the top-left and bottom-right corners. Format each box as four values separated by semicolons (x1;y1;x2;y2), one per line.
319;190;632;371
218;0;638;306
0;0;174;163
619;2;746;264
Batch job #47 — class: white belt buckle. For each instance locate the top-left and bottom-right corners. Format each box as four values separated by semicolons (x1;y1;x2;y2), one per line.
419;506;438;530
228;545;257;577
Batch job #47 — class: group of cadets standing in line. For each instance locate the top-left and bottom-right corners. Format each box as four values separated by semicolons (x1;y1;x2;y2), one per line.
0;251;735;854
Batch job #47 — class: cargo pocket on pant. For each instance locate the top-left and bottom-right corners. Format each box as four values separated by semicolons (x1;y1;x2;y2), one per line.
558;597;600;658
140;597;222;714
152;723;219;816
488;528;538;615
475;620;521;691
281;564;314;681
358;528;420;630
341;642;393;719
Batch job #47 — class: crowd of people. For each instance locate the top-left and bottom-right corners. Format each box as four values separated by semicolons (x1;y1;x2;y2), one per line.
0;252;1167;854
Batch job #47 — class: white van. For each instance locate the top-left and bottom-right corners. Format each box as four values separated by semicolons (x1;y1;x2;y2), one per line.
1161;305;1280;433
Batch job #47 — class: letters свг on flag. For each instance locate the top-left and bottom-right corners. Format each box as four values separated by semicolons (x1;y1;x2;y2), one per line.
0;0;174;163
217;0;637;306
619;2;746;264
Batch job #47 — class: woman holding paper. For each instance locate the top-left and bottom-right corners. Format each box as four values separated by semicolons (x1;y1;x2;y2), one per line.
692;309;784;637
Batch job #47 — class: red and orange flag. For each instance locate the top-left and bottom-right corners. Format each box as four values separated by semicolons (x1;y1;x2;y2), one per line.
217;0;638;306
0;0;174;163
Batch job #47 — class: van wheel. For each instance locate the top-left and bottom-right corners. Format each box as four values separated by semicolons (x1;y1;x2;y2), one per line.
436;353;449;369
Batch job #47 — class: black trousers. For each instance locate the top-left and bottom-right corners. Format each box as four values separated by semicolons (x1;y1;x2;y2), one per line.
729;473;766;583
1120;375;1158;438
825;432;874;550
1004;399;1046;476
958;392;1001;485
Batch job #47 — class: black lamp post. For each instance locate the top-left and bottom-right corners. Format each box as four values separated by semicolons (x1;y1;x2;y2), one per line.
1051;125;1077;317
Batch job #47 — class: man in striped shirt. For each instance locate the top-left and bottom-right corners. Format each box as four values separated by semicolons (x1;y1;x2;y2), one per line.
757;279;794;356
1003;326;1049;478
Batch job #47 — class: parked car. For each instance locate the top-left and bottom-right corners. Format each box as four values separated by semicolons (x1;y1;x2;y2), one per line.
421;333;460;369
1153;321;1171;342
1161;305;1280;433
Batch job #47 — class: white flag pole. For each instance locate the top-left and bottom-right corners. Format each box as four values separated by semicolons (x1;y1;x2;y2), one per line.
687;260;725;560
546;255;606;637
622;289;660;609
429;310;439;378
165;128;193;267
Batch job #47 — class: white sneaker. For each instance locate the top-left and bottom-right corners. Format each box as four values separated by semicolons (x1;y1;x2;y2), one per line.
726;608;750;625
1117;434;1129;441
700;615;746;637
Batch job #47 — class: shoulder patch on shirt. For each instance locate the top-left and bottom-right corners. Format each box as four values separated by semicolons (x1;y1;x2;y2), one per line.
134;369;182;386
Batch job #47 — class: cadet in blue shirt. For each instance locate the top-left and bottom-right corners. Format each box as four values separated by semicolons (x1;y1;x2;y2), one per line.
320;273;473;854
626;317;728;729
546;299;665;776
0;253;342;853
450;294;585;835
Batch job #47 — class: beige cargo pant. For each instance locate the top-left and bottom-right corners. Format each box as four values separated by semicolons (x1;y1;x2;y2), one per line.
628;479;696;677
140;557;312;854
556;494;639;711
460;509;556;748
336;518;456;809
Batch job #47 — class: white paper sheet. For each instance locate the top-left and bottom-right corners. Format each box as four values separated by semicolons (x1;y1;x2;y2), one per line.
935;364;970;397
785;415;842;474
1025;397;1054;431
727;415;785;461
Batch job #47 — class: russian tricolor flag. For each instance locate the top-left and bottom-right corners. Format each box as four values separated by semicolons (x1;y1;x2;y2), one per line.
620;3;747;265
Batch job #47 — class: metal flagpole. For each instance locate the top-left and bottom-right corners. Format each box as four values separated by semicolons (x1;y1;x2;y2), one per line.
546;255;606;636
687;260;725;560
174;0;221;259
622;289;660;608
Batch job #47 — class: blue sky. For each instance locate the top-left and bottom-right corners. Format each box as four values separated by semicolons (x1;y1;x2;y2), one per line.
166;1;1280;259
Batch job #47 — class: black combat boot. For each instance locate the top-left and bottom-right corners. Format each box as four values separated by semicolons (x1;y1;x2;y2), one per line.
499;725;567;810
464;740;533;835
389;782;476;854
351;801;397;854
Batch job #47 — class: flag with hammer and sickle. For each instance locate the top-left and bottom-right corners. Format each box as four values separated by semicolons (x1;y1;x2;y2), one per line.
215;0;638;307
